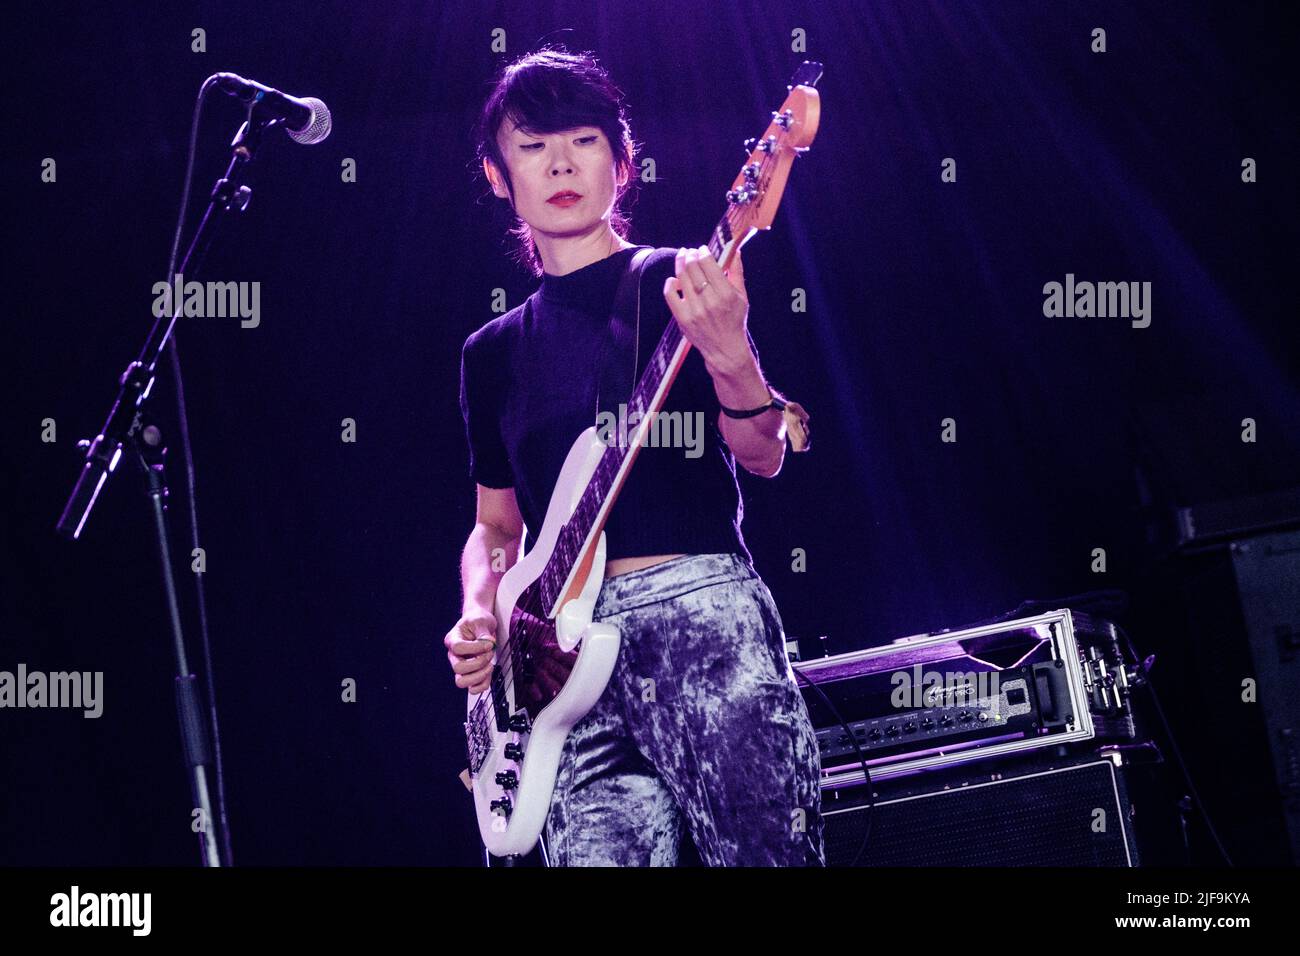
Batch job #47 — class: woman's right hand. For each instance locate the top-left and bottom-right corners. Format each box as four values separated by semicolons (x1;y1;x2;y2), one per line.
445;610;498;695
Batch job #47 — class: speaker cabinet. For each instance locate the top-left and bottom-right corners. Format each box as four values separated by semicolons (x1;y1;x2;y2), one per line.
823;751;1141;866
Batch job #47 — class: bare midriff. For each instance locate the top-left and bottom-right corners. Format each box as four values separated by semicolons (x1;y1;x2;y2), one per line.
604;553;688;578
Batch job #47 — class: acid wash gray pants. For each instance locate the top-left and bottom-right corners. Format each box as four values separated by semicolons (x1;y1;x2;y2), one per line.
542;553;826;866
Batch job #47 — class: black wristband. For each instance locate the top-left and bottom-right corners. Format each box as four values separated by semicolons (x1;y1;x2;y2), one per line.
719;392;786;419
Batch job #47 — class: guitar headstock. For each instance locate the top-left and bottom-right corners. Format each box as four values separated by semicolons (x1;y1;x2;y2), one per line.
723;60;823;242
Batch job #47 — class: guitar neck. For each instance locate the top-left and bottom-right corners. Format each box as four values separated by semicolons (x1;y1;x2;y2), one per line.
537;230;742;613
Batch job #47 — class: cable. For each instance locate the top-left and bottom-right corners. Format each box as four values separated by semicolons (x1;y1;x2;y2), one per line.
1114;624;1234;866
161;74;234;866
790;661;874;868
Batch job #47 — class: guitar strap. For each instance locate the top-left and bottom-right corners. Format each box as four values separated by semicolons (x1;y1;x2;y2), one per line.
592;245;655;421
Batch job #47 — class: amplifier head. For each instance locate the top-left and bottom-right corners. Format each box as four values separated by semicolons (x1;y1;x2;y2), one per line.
795;609;1136;786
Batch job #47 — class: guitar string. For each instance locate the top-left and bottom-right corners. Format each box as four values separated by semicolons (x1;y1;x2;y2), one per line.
490;156;777;699
490;240;729;699
489;245;649;696
488;149;780;700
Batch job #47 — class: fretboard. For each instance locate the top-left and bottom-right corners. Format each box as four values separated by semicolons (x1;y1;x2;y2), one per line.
536;227;737;613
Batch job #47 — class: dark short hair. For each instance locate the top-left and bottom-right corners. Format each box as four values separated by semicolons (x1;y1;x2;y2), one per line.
473;47;640;277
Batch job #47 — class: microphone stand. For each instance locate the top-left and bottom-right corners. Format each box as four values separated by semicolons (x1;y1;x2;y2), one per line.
56;102;288;866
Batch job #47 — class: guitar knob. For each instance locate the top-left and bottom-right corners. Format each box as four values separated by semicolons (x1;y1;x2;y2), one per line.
504;742;524;762
495;770;519;790
490;796;512;817
508;712;531;733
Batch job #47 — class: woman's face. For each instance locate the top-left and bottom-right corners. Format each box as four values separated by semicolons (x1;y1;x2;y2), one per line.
489;120;627;240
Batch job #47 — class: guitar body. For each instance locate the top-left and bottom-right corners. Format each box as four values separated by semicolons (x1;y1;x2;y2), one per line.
467;425;622;857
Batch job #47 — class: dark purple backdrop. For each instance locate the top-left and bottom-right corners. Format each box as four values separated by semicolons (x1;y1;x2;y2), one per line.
4;0;1297;865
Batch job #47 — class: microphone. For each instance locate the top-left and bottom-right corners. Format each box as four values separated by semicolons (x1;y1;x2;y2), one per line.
212;72;332;145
